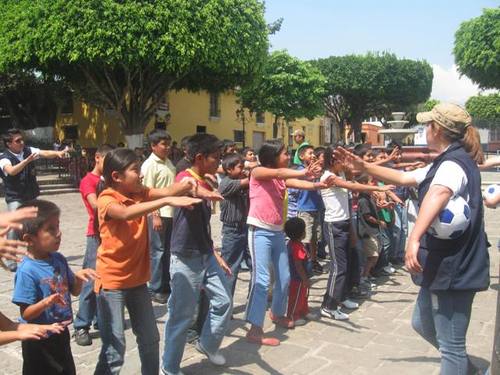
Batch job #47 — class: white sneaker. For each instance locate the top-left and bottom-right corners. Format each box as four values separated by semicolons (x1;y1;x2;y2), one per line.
161;368;184;375
383;265;396;274
341;299;359;309
195;341;226;366
321;307;349;321
294;318;307;326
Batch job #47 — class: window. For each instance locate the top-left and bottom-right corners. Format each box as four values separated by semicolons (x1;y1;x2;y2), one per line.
256;111;265;124
234;130;245;143
209;92;220;118
63;125;79;140
196;125;206;134
60;92;74;114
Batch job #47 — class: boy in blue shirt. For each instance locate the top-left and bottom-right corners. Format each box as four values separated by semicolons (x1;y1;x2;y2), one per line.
12;199;98;375
296;145;324;274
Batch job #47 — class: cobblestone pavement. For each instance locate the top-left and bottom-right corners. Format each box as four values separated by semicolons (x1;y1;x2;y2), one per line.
0;192;498;375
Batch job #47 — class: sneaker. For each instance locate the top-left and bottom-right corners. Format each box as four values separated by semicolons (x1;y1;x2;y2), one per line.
321;307;349;321
74;328;92;346
161;368;184;375
293;318;307;326
341;299;359;309
350;286;369;298
186;329;199;344
312;260;324;274
195;341;226;366
305;312;320;321
151;292;169;304
269;312;295;329
383;265;396;274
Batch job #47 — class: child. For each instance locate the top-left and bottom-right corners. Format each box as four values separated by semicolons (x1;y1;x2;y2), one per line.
141;129;177;305
320;146;393;320
218;153;249;295
245;140;336;346
285;217;316;326
12;199;98;374
162;134;230;374
355;175;383;291
93;148;203;375
296;145;324;274
73;144;113;346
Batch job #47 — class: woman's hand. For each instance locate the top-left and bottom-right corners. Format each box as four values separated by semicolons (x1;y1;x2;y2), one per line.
0;207;38;230
334;147;366;174
405;237;422;274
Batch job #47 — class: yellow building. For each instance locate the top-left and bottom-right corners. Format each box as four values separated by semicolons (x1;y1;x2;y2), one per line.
55;90;326;150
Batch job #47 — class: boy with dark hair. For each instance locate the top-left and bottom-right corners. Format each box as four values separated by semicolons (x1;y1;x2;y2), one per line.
12;200;98;374
296;145;324;274
73;144;113;346
175;135;192;174
162;134;231;375
285;217;316;326
219;153;249;295
0;128;69;272
141;129;176;305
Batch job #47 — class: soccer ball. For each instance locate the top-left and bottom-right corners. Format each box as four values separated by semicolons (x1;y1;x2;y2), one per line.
428;195;471;240
483;184;500;200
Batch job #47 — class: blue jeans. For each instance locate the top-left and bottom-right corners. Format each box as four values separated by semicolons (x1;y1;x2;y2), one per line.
95;284;159;375
148;216;172;294
4;201;22;269
412;287;476;375
392;204;408;261
373;227;391;274
74;235;99;330
162;253;232;374
221;223;247;296
246;226;290;327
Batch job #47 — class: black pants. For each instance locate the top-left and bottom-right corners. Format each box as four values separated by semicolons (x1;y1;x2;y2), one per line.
22;328;75;375
322;220;352;310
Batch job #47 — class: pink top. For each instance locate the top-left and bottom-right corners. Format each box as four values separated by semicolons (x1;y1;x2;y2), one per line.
247;175;286;231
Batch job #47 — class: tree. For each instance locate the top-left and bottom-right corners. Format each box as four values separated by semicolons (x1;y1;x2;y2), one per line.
466;93;500;127
238;50;326;138
0;0;269;136
423;99;440;112
312;52;433;140
454;8;500;90
0;70;68;130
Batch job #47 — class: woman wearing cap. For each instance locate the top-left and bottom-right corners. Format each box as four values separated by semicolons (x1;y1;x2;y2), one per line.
336;103;489;375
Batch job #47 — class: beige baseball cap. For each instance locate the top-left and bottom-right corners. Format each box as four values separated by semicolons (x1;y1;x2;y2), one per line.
416;103;472;135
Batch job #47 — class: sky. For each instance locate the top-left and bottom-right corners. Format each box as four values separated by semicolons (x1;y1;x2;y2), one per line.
264;0;499;105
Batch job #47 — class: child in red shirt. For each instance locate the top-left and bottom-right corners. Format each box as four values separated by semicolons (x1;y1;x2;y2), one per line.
285;217;318;326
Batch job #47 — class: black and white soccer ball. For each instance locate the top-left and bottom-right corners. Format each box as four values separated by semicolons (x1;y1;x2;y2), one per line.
428;195;471;240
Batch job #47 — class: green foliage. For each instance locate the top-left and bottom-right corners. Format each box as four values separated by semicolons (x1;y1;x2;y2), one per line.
312;52;433;139
238;50;326;137
423;99;440;112
466;93;500;124
0;0;269;132
454;8;500;89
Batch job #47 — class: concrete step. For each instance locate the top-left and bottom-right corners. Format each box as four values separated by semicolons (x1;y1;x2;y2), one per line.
40;183;75;190
39;187;79;196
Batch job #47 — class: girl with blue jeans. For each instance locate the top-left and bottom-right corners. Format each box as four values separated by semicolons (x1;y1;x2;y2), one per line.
336;103;489;375
245;140;336;346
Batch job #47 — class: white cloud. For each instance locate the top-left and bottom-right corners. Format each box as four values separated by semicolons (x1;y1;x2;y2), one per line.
430;64;494;105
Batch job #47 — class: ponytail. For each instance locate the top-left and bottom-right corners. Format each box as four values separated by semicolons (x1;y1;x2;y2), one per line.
462;126;484;164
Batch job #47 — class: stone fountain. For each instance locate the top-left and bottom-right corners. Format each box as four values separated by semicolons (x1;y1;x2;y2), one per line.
378;112;417;145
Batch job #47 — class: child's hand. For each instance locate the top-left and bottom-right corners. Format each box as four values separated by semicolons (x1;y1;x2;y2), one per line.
195;185;223;202
323;174;337;187
378;184;395;192
152;214;163;231
44;293;67;308
75;269;99;283
379;220;387;229
16;324;49;341
305;159;323;179
334;147;366;174
0;228;28;262
164;196;203;210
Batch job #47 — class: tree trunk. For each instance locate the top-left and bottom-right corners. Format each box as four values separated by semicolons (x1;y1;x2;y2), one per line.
273;115;279;138
350;111;364;143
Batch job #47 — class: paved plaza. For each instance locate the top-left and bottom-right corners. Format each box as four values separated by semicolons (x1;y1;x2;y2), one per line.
0;190;498;375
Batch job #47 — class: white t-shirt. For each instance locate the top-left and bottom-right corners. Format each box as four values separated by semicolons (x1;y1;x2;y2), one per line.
407;161;468;198
320;170;350;222
0;147;41;175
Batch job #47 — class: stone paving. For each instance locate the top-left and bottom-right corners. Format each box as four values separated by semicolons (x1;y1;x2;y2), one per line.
0;192;498;375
